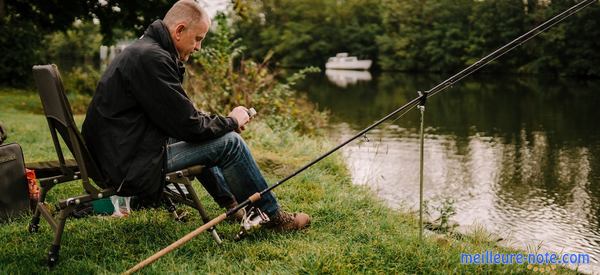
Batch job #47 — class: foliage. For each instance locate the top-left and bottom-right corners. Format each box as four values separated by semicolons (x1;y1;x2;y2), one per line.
4;0;599;87
44;21;103;66
0;16;103;89
520;0;600;77
424;198;458;234
0;19;45;86
61;65;101;98
0;12;102;88
231;0;600;77
187;13;327;134
43;21;103;96
231;0;383;68
0;0;171;87
377;0;475;72
2;0;172;44
467;0;529;70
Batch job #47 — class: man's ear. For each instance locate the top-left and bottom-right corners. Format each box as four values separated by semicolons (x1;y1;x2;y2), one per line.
174;24;186;41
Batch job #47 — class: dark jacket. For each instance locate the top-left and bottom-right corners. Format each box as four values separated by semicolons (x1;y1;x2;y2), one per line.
82;20;238;198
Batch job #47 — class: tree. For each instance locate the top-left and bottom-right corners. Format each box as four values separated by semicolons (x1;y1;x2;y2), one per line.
2;0;174;43
468;0;529;71
0;0;175;86
232;0;600;77
521;0;600;76
232;0;383;68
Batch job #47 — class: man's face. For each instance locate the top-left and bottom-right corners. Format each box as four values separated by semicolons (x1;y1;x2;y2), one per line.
173;19;209;62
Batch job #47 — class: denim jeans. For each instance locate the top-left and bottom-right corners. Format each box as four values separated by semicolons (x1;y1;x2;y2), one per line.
165;132;279;217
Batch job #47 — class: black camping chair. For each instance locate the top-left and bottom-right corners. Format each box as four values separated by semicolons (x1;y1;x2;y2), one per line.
30;64;221;267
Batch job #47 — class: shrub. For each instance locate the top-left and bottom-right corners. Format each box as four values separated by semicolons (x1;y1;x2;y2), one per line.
44;20;103;66
0;19;45;87
43;20;103;96
186;13;328;134
62;65;101;96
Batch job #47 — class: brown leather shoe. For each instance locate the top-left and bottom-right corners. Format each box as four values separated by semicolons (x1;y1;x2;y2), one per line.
265;210;311;231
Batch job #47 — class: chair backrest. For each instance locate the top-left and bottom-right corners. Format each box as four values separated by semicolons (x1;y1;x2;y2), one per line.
32;64;107;192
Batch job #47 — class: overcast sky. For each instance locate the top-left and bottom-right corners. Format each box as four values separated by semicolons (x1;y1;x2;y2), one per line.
199;0;229;18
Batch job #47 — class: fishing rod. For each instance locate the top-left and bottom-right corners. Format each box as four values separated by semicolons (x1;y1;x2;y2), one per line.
124;0;598;273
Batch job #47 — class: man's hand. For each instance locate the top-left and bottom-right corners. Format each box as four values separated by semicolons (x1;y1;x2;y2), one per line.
228;106;250;132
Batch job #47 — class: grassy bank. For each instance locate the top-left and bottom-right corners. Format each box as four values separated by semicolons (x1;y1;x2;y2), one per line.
0;88;572;274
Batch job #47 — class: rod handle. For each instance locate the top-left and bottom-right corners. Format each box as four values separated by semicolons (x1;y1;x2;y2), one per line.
248;192;261;203
123;213;227;274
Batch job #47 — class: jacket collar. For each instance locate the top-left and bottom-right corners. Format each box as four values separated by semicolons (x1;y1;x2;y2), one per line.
144;19;186;79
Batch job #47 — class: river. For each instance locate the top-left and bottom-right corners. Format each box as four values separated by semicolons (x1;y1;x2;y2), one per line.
299;70;600;273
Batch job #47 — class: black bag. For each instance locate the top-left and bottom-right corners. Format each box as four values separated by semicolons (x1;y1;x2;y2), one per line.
0;143;29;222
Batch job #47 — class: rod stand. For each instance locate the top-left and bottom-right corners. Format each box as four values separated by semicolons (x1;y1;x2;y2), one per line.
417;91;427;241
418;91;429;108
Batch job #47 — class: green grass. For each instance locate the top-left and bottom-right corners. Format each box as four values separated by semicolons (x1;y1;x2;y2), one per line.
0;88;576;274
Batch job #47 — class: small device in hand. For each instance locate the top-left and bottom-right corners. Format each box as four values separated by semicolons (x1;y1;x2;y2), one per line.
247;108;257;118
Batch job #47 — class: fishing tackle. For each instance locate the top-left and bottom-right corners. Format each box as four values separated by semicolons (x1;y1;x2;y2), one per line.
233;207;270;241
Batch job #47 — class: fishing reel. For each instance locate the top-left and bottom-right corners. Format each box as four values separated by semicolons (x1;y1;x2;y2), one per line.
233;206;270;241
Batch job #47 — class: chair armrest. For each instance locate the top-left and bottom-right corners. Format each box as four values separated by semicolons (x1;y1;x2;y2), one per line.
26;159;79;178
165;165;204;180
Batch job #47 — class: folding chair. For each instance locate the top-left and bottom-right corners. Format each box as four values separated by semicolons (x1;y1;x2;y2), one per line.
30;64;220;267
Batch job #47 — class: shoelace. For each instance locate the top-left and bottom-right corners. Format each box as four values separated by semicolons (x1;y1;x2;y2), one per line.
274;211;295;225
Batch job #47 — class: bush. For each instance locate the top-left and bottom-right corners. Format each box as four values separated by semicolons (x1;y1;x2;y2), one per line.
0;19;103;88
44;20;103;67
43;20;103;96
62;65;101;96
187;13;328;134
0;19;45;87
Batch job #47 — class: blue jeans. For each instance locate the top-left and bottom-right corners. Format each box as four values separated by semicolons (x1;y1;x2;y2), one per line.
166;132;279;217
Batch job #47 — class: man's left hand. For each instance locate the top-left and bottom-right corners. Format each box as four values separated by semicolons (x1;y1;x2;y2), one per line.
228;106;250;132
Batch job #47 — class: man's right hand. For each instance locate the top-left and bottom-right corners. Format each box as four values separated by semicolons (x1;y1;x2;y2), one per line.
228;106;250;132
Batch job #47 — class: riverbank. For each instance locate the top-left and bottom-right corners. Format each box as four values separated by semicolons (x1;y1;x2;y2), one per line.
0;88;574;273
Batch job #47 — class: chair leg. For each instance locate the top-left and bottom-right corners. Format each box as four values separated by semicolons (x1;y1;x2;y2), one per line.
182;181;222;244
29;185;50;233
47;207;74;267
183;182;211;224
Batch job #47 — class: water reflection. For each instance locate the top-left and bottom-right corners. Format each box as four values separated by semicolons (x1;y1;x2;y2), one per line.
325;69;372;88
300;73;600;273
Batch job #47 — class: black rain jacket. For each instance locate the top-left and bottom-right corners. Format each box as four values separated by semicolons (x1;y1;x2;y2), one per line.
82;20;238;198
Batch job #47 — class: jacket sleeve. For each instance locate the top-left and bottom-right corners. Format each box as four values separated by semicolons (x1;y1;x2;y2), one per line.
126;50;238;142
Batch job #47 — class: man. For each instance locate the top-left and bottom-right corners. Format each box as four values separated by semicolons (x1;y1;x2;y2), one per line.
82;0;309;230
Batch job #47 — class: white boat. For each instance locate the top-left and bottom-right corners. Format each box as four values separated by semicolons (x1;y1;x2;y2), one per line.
325;53;372;70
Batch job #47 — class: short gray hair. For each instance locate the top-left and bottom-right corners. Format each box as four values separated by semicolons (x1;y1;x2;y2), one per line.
163;0;208;28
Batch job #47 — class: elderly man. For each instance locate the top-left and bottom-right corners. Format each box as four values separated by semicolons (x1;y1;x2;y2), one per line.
82;0;309;231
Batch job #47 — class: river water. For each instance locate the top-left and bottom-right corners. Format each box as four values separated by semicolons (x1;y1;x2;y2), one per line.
300;70;600;273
